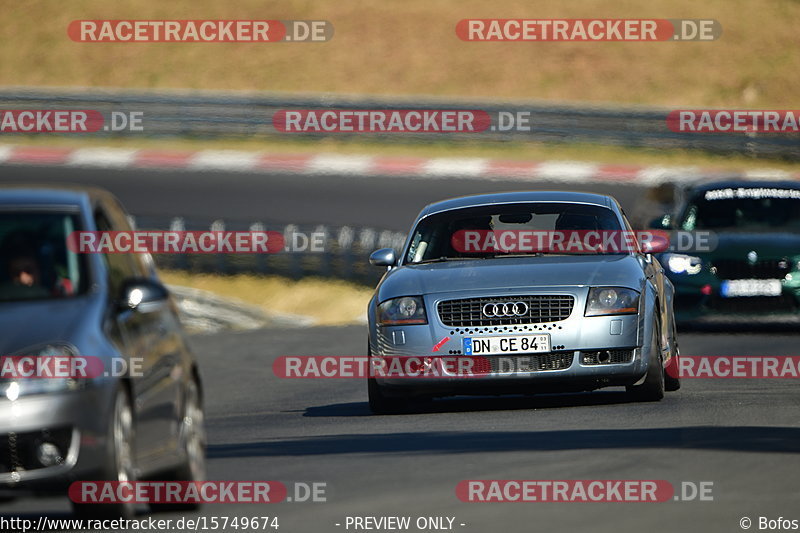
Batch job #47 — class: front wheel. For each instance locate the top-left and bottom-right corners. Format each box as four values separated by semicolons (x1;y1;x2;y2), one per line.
664;321;681;392
72;386;137;518
627;318;665;402
368;377;411;414
150;378;206;513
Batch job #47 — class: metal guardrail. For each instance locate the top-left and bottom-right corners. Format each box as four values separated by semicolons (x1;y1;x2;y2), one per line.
133;215;406;286
1;87;798;159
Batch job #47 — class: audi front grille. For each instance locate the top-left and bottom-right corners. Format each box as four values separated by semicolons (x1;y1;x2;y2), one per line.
488;352;574;373
437;295;575;327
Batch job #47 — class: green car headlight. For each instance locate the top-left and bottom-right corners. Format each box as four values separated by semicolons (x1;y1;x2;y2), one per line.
585;287;640;316
377;296;428;326
663;253;703;275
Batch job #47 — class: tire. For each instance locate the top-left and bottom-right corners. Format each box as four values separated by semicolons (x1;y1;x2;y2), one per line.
664;321;681;392
368;377;411;414
366;344;413;414
72;386;137;519
627;317;665;402
150;378;206;513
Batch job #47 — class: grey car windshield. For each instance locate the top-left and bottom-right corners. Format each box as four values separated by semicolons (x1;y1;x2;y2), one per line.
0;211;88;302
405;202;622;263
680;188;800;232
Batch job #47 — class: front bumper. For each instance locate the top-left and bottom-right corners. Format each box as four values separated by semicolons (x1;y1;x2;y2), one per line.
369;287;655;397
0;384;114;494
671;277;800;324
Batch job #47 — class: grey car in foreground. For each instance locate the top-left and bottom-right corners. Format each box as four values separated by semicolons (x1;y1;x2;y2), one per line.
367;191;680;413
0;185;205;517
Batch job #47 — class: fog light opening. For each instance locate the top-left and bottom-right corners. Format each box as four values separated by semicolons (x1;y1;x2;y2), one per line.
598;350;611;363
36;442;64;467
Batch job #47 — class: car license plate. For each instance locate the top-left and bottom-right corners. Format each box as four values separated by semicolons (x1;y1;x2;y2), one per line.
463;334;550;356
720;279;782;298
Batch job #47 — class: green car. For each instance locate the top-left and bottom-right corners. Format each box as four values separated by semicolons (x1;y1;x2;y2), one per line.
651;180;800;325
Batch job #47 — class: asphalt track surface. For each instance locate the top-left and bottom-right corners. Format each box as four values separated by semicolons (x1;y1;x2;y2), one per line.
0;164;652;230
1;164;799;532
1;327;799;533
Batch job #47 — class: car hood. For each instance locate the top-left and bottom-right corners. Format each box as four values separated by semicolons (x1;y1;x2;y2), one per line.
698;232;800;260
0;295;102;355
377;254;645;299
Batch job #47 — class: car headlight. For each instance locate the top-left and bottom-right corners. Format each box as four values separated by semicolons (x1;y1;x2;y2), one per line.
585;287;640;316
663;253;703;275
1;343;85;400
377;296;428;326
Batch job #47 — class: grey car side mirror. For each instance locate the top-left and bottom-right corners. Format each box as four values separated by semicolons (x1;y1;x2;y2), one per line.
369;248;397;267
118;278;169;312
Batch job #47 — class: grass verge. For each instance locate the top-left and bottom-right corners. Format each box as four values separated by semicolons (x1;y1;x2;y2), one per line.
2;0;798;107
159;270;373;326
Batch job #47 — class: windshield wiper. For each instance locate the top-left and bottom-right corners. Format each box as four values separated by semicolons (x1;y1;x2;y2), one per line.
413;257;480;264
484;252;545;258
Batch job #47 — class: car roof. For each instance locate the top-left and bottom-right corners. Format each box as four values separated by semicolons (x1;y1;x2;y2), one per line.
418;191;616;219
688;179;800;194
0;183;116;208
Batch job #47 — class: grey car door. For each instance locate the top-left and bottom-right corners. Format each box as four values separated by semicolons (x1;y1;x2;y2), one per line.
94;205;175;468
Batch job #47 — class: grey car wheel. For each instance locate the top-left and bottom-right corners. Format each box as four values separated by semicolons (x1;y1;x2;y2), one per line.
664;321;681;392
182;379;206;484
72;386;137;518
368;376;410;414
367;344;413;414
627;318;665;402
150;378;206;512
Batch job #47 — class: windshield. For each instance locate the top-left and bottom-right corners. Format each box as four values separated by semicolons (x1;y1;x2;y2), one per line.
680;187;800;232
405;202;623;264
0;211;89;302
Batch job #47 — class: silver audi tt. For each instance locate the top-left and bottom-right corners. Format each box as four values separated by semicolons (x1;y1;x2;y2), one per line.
367;191;680;413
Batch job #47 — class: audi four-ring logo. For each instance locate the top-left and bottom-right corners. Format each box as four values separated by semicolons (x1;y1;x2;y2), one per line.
482;301;529;317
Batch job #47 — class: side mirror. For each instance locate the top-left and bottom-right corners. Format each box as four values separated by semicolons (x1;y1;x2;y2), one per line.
648;214;672;230
369;248;397;267
641;234;670;254
118;278;169;312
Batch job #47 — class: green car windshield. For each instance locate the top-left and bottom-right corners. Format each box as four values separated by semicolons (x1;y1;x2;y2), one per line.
680;187;800;232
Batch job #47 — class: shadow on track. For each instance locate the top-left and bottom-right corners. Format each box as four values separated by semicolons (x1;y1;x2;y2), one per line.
678;322;800;334
207;425;800;459
301;390;635;418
